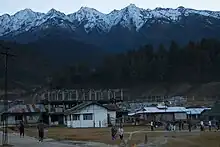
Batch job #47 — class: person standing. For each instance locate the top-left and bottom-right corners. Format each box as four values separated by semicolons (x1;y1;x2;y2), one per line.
200;120;204;131
208;120;212;131
188;120;192;132
173;121;176;132
217;120;220;131
150;121;154;131
37;120;45;142
181;121;184;130
19;120;24;138
178;121;182;131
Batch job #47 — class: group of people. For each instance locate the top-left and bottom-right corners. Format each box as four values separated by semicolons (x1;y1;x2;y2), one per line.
18;120;45;142
150;121;184;131
149;120;220;132
200;120;220;131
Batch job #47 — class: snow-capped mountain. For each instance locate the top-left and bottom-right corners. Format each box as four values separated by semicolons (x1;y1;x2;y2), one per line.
1;4;220;36
1;4;220;52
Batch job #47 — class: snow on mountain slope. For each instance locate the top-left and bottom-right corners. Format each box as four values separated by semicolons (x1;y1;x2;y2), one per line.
1;4;220;36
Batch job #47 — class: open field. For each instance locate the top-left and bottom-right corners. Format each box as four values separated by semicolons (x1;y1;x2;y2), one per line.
23;126;152;145
9;126;220;147
6;126;220;147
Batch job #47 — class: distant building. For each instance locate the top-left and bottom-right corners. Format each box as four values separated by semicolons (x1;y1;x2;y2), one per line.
186;107;211;120
128;105;187;122
202;103;220;120
1;104;46;125
64;102;124;128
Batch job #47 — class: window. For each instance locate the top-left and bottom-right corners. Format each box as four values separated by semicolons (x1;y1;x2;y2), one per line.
72;114;80;120
83;113;93;120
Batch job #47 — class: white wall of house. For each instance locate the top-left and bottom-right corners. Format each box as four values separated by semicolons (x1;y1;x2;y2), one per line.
108;110;116;125
66;104;115;128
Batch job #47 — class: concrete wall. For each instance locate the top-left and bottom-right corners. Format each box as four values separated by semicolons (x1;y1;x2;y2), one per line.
7;116;16;125
174;112;187;120
67;104;113;128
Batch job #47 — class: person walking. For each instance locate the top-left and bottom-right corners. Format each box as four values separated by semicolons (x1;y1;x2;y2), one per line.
19;120;24;138
118;125;124;143
37;120;45;142
111;125;117;140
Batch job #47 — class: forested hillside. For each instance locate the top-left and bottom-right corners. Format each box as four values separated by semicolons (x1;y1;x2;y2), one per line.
51;39;220;89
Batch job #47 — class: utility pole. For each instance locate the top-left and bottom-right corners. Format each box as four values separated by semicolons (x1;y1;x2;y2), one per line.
47;77;52;126
0;44;15;146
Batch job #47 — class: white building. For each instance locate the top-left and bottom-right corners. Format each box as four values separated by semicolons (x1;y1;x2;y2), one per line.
64;102;118;128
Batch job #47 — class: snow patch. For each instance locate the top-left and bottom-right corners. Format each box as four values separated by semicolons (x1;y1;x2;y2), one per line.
1;4;220;36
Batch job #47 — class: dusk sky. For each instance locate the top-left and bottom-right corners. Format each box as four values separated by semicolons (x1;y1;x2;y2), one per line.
0;0;219;15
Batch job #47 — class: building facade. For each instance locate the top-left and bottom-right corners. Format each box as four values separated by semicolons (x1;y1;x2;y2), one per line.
1;104;46;125
65;102;118;128
128;106;187;122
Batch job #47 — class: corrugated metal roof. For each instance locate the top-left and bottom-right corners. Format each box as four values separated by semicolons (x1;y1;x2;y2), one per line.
186;108;211;115
128;106;187;116
143;107;186;113
128;106;212;116
7;104;46;113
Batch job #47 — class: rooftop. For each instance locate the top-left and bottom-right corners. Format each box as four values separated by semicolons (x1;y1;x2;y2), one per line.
64;102;122;115
128;106;211;116
6;104;46;113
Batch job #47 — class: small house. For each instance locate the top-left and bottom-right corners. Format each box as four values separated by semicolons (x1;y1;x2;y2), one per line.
1;104;46;125
64;102;121;128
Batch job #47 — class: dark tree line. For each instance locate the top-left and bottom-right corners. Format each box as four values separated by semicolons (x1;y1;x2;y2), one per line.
51;38;220;88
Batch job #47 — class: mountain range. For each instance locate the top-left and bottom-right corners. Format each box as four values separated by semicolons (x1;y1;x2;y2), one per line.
1;4;220;52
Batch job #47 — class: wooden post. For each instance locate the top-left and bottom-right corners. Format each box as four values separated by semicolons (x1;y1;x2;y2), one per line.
144;134;148;144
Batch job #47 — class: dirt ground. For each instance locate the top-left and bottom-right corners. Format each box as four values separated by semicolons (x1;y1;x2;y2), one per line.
10;126;220;147
23;126;152;145
162;131;220;147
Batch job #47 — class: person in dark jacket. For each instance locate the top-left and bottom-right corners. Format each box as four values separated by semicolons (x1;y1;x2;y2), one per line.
37;120;45;142
19;120;24;137
111;125;117;140
216;120;220;131
178;121;182;131
188;120;192;132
